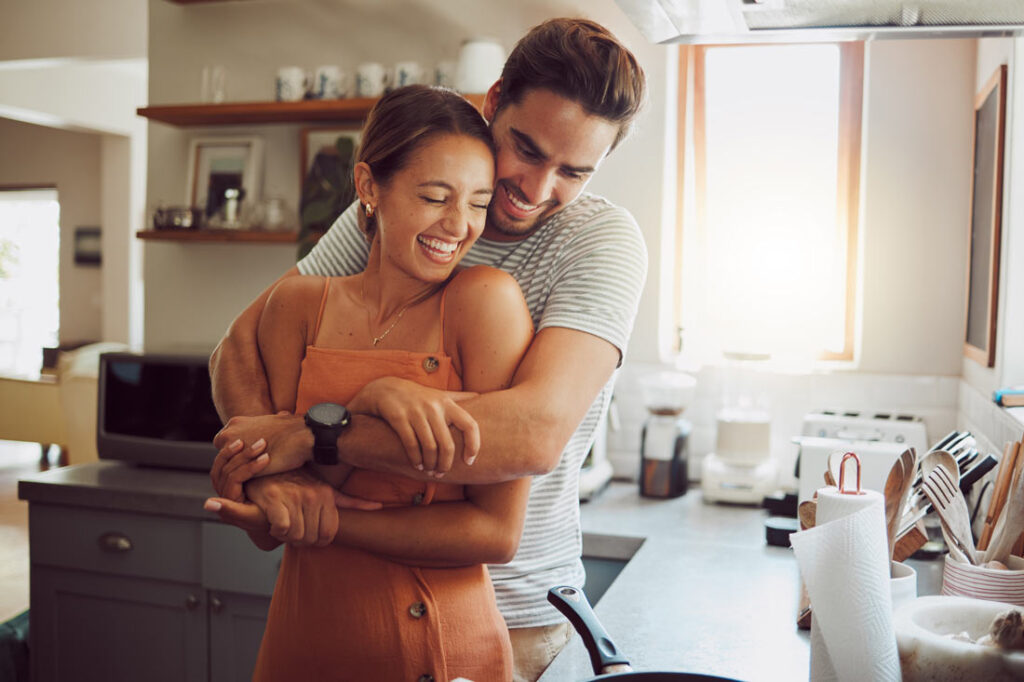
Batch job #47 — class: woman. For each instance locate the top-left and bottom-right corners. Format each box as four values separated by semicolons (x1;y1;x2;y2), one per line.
248;86;533;681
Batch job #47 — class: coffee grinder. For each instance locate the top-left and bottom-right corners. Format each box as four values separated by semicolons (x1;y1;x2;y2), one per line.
639;371;696;498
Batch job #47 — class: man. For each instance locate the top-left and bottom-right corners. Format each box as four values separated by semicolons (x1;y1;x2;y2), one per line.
208;17;647;681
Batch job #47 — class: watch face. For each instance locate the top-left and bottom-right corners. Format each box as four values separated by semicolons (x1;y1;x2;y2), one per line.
308;402;349;427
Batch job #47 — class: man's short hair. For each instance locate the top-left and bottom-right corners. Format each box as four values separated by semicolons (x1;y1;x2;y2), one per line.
496;17;646;150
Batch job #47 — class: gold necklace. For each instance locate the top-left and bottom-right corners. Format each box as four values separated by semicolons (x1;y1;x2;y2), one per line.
360;279;421;347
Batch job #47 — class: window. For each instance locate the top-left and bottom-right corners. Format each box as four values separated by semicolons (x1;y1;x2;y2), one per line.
0;188;60;376
676;43;863;363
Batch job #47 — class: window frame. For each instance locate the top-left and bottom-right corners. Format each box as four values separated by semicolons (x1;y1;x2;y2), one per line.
674;42;865;362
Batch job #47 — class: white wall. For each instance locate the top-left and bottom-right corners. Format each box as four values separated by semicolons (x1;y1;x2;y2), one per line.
858;39;975;375
0;118;102;343
0;0;146;62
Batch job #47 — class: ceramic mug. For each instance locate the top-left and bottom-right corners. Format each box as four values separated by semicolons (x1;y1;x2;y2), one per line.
355;62;387;97
314;65;345;99
455;38;504;93
393;61;425;89
276;66;309;102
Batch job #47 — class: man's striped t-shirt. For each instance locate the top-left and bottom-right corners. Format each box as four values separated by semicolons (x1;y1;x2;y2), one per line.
298;193;648;627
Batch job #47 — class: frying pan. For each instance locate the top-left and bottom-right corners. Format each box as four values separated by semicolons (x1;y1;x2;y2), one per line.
547;586;742;681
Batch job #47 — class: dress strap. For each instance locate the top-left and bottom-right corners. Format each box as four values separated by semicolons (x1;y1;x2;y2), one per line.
437;285;450;354
311;277;331;344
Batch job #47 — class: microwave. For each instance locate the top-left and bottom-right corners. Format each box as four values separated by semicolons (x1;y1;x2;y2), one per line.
97;352;222;470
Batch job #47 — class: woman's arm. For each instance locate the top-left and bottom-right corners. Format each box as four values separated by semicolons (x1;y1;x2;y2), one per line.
331;266;535;565
239;276;323;549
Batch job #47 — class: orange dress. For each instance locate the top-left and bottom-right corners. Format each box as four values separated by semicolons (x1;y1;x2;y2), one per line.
252;278;512;682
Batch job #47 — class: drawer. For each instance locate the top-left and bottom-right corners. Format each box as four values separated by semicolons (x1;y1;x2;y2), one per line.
29;504;201;583
202;522;282;597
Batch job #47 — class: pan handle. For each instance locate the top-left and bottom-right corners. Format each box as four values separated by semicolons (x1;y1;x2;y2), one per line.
547;585;631;674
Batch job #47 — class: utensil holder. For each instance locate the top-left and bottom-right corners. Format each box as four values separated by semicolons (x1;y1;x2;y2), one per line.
941;552;1024;606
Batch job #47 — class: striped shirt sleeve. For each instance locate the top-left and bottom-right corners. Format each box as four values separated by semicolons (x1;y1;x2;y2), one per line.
297;200;370;276
538;206;648;363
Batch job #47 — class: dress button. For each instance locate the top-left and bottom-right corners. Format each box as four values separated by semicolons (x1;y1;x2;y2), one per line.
411;492;425;506
422;356;439;373
409;601;427;618
417;675;435;682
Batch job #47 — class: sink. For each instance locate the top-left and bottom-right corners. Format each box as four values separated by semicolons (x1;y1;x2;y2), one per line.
580;533;644;604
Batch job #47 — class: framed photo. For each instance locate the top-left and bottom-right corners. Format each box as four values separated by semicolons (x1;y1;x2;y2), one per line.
964;64;1007;368
298;127;362;258
74;226;101;266
185;136;264;220
300;127;362;187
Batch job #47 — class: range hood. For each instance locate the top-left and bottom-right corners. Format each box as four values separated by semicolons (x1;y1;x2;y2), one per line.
615;0;1024;44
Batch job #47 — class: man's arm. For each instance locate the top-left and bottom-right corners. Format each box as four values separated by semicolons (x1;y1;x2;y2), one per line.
340;326;619;482
209;265;300;421
211;326;619;489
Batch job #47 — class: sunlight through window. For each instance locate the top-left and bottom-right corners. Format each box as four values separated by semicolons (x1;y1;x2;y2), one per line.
679;43;862;363
0;188;60;377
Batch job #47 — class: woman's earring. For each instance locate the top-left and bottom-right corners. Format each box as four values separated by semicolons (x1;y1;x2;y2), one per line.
365;202;375;217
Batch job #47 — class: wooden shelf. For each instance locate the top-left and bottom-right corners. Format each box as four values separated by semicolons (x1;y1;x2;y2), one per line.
136;229;300;243
138;94;486;127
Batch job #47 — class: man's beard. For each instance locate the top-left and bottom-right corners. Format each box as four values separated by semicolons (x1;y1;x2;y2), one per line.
485;182;557;237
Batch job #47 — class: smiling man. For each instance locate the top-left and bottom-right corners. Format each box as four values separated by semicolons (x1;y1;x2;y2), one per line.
208;18;647;681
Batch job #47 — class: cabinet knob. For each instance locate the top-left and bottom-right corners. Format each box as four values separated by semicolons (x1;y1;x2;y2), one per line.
97;532;133;553
185;594;201;611
210;596;224;614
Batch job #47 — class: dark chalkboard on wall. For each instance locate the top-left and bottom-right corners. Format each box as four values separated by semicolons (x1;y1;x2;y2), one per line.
964;64;1006;368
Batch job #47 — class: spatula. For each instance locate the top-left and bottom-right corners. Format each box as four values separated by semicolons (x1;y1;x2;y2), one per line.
920;450;979;565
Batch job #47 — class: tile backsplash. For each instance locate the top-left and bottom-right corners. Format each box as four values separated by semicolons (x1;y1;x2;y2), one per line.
608;362;962;491
957;380;1024;455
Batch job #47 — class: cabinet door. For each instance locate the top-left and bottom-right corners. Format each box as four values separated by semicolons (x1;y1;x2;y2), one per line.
31;567;208;682
208;591;270;682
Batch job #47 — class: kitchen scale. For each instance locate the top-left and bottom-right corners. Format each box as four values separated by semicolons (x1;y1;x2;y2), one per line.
702;409;778;504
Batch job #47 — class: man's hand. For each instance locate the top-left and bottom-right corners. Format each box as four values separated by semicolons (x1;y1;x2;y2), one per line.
212;468;382;547
348;376;480;475
210;412;313;499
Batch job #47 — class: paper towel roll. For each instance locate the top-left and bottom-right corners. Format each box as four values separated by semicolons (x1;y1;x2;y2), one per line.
790;487;899;681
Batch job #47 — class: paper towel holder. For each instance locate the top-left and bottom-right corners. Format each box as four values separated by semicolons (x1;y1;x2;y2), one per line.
837;451;864;495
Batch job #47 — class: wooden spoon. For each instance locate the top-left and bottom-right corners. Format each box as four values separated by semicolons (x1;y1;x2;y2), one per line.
986;464;1024;564
884;448;917;560
799;499;817;530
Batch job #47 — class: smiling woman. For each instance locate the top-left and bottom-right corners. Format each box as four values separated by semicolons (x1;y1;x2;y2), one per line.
228;85;535;682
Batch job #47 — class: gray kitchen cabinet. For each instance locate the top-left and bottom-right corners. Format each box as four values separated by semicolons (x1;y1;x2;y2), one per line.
23;482;282;682
30;566;208;682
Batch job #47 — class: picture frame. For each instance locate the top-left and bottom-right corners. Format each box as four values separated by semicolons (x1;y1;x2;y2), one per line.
298;127;362;259
185;136;264;221
964;64;1007;368
73;226;101;266
299;127;362;190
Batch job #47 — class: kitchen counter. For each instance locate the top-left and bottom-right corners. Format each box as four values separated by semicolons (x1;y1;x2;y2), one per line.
19;464;943;681
18;460;216;519
541;482;944;682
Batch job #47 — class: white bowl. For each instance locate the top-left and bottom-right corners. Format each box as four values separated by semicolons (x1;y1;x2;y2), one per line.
894;595;1024;681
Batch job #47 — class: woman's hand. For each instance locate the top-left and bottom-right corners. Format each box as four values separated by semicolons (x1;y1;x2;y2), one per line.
211;412;314;500
348;376;480;475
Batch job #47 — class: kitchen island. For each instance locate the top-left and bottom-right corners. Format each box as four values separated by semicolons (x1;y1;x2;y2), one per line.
542;481;944;682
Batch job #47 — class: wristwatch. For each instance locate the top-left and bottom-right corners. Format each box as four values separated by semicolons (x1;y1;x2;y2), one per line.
304;402;351;465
